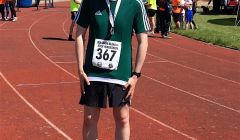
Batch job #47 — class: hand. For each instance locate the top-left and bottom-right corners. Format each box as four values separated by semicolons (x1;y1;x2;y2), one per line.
79;71;90;95
124;76;138;100
144;2;151;7
146;4;152;8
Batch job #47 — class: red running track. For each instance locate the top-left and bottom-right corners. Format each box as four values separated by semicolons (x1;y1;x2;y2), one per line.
0;2;240;140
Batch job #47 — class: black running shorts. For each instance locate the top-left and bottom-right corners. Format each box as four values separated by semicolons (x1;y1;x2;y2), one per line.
173;13;181;23
80;81;131;108
148;9;156;17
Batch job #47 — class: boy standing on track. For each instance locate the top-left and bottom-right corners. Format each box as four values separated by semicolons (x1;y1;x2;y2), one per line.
74;0;149;139
68;0;81;41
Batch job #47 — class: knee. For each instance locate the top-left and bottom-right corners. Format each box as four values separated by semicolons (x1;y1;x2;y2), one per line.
114;113;129;126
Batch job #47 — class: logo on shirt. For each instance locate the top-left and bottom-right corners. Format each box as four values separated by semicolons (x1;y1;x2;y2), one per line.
95;10;102;16
97;62;102;67
108;63;113;69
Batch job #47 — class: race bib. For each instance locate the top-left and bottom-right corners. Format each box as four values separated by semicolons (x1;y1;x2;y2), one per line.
92;39;122;70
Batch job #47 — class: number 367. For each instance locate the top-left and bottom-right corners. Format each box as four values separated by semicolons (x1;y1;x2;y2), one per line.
96;48;117;61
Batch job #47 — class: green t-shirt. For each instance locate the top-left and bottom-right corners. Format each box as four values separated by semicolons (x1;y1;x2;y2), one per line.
75;0;150;85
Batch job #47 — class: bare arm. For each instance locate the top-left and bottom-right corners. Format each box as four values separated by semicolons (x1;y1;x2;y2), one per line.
75;25;90;93
74;0;82;4
76;25;86;72
134;33;148;73
124;33;148;99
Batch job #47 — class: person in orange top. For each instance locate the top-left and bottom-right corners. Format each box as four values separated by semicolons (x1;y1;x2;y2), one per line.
0;0;6;20
172;0;182;29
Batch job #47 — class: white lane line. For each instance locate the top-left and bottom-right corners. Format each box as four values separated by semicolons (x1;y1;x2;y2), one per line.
0;21;9;28
133;46;240;85
28;14;79;80
16;81;80;87
0;72;73;140
49;55;74;58
133;60;168;64
150;38;240;66
142;74;240;114
131;108;197;140
144;60;168;64
62;18;69;36
0;22;5;27
55;61;77;64
146;52;240;85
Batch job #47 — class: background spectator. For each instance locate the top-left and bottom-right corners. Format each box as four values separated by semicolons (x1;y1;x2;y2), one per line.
172;0;182;29
68;0;81;41
7;0;17;21
157;0;172;38
147;0;157;35
192;0;197;29
4;0;9;20
0;0;5;20
184;0;193;30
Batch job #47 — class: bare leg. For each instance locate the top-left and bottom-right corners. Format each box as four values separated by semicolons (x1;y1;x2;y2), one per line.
148;17;153;31
69;21;75;36
176;21;181;29
83;106;101;140
192;20;197;29
185;22;189;30
151;17;156;32
68;21;76;41
113;105;130;140
190;22;193;29
149;17;155;33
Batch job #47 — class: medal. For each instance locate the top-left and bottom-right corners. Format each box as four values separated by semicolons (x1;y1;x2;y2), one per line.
110;27;114;35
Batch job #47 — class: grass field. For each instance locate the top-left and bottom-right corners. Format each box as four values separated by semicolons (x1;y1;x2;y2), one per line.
172;13;240;50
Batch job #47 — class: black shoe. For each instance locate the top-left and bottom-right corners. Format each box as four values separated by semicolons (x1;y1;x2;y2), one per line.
68;37;75;41
68;35;75;41
163;35;172;39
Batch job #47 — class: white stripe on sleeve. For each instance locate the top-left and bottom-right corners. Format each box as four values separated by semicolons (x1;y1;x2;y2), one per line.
135;0;151;31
